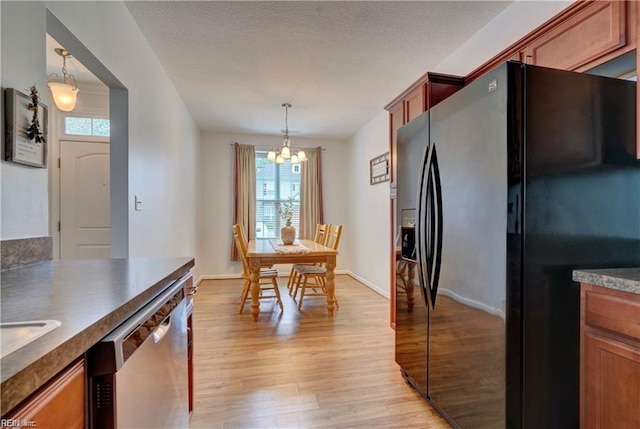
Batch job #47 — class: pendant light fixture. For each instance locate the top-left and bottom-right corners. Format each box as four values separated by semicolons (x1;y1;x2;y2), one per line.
267;103;307;164
47;48;79;112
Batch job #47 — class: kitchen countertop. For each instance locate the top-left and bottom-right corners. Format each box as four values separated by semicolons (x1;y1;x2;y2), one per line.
0;257;195;415
572;267;640;295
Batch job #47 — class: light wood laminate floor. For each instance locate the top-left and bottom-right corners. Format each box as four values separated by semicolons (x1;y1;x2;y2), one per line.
190;275;450;429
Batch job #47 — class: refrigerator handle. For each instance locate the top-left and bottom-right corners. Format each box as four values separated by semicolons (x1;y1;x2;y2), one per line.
421;143;437;309
415;145;430;309
429;143;443;309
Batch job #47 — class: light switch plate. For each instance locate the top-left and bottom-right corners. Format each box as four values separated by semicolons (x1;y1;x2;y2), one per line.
135;195;143;211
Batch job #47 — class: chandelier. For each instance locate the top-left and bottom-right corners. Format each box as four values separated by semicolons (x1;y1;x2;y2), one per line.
47;48;79;112
267;103;307;164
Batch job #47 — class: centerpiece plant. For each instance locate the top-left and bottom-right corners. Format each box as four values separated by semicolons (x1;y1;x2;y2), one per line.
278;195;296;226
278;195;297;244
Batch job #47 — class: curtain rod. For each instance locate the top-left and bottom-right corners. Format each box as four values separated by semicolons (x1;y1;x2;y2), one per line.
229;143;325;151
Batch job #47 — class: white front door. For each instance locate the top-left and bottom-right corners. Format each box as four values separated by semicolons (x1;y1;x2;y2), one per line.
60;140;111;259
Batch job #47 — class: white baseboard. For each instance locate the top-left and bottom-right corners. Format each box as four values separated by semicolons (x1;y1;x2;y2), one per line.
345;271;389;299
196;270;351;285
198;269;366;288
196;273;241;285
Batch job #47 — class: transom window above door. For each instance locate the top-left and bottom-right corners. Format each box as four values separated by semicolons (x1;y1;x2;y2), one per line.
64;116;110;137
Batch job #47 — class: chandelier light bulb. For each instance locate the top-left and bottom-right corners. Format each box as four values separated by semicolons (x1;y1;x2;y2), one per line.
276;155;284;164
291;154;299;164
297;149;307;162
267;150;276;161
281;145;291;158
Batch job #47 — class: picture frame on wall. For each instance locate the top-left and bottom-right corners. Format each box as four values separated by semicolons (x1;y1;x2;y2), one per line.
370;152;389;185
4;88;48;168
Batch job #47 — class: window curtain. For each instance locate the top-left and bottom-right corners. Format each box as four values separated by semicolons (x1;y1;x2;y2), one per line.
299;147;324;239
231;143;256;261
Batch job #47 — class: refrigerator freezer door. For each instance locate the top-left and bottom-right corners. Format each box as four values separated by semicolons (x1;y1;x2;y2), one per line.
427;63;509;429
395;110;431;396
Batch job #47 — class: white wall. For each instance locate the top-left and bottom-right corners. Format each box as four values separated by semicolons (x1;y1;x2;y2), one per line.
1;2;50;240
1;2;201;277
199;132;350;279
346;110;391;297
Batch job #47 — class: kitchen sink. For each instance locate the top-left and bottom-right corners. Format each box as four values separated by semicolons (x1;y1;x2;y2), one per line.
1;320;62;358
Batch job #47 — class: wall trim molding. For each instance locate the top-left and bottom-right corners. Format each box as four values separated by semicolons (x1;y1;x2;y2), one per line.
196;273;242;284
345;271;389;299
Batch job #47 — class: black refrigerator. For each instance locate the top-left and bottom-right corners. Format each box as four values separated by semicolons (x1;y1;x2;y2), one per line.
394;61;640;429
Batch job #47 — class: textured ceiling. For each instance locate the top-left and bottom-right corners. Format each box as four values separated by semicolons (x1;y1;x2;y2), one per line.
125;2;513;139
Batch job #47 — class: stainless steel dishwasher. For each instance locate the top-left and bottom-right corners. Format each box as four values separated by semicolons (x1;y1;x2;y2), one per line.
88;274;190;428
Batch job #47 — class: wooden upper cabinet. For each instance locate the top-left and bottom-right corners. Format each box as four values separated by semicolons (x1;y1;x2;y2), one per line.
387;74;464;191
523;1;635;71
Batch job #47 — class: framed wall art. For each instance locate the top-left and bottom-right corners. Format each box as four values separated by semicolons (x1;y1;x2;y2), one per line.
5;87;48;168
370;152;389;185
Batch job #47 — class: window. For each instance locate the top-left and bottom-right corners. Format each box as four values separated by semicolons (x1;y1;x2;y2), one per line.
256;152;301;239
64;116;110;137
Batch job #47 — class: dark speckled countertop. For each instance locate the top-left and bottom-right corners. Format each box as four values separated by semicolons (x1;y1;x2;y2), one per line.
0;257;195;414
572;267;640;295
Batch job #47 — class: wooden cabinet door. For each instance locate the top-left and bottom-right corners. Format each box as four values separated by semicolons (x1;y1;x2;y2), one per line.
582;331;640;429
523;1;630;71
7;359;85;428
404;85;425;123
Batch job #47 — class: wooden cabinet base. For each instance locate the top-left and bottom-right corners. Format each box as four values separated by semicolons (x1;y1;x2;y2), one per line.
188;312;194;419
4;359;85;429
187;274;196;419
581;284;640;429
582;331;640;429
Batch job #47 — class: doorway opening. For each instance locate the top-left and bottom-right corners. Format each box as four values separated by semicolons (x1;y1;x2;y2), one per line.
46;10;129;258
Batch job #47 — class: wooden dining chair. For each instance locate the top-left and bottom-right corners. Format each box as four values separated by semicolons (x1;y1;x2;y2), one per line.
232;224;283;314
292;224;342;310
287;223;330;294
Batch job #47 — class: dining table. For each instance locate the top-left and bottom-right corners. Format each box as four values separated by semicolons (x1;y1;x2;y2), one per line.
246;238;338;321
